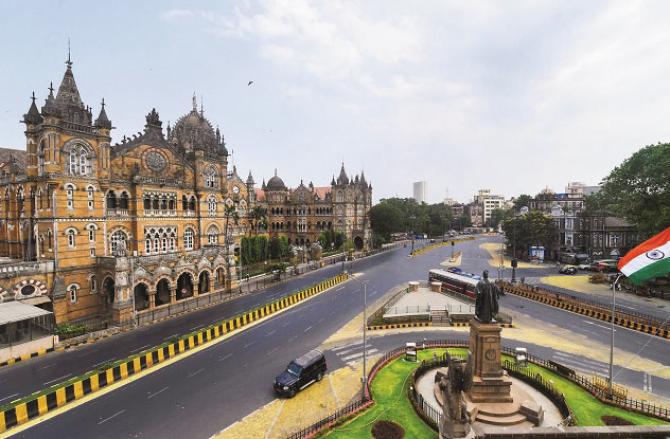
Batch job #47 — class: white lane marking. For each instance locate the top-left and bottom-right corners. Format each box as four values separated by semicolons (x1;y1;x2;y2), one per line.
163;333;178;341
266;329;276;336
98;409;126;424
92;357;115;368
130;344;150;353
43;373;72;386
582;320;616;331
341;352;364;362
267;347;279;356
38;363;56;370
304;326;312;333
0;393;18;403
336;286;345;291
553;352;609;368
331;342;363;352
187;368;205;378
77;349;97;358
618;304;637;310
147;386;169;399
243;341;256;349
217;353;233;362
283;321;290;327
317;318;324;324
190;324;204;331
551;356;609;375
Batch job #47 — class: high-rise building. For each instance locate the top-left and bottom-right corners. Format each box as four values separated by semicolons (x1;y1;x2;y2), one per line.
471;189;505;226
413;181;426;203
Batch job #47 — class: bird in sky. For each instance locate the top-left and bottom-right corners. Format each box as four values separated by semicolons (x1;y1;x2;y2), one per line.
248;81;254;86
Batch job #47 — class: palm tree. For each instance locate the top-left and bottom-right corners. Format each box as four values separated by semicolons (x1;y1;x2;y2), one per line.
224;204;239;292
248;206;267;236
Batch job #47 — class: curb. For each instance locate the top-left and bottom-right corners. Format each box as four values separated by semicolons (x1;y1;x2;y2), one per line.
0;348;54;369
501;283;670;340
365;321;513;331
0;273;349;435
410;237;476;257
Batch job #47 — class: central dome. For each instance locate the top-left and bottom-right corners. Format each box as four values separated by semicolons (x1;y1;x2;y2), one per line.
266;169;286;191
169;96;224;155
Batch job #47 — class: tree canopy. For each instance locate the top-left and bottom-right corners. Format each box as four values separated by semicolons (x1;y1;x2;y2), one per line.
501;211;557;259
589;142;670;237
369;197;454;241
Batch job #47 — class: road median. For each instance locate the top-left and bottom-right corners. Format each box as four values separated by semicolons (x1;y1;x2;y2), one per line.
0;273;349;435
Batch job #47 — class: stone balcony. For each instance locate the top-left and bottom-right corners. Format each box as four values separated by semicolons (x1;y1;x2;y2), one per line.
0;259;55;278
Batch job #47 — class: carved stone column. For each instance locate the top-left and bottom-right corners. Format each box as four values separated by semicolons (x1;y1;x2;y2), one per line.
467;319;512;403
170;288;177;304
148;290;156;309
111;256;134;325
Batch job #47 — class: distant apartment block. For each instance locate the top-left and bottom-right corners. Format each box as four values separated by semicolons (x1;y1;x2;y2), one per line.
413;181;426;203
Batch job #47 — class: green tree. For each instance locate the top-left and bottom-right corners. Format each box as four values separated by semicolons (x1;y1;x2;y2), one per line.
513;194;533;212
334;231;345;250
248;206;268;236
591;142;670;237
501;211;557;259
369;203;404;240
488;208;512;229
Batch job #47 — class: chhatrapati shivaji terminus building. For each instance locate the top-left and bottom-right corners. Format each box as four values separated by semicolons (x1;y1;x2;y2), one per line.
0;57;371;330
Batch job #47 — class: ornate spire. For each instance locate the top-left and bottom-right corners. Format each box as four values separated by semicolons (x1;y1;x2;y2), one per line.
331;174;336;186
246;170;254;185
336;162;349;185
360;170;366;185
94;98;112;129
200;95;204;116
262;178;266;190
67;38;72;68
192;92;197;112
23;91;43;125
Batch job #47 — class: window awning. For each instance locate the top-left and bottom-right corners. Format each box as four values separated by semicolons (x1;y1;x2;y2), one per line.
0;301;52;325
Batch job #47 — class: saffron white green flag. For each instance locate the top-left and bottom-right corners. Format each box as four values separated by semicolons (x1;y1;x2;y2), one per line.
618;226;670;285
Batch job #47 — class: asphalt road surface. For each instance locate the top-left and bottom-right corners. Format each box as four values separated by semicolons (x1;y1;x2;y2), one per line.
7;236;670;438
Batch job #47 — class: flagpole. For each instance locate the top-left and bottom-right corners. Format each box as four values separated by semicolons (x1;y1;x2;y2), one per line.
609;273;623;398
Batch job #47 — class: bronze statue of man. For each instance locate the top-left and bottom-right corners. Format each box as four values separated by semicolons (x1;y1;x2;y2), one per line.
475;270;500;323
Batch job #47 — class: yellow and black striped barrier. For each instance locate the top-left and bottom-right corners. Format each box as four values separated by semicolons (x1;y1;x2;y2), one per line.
365;321;512;331
500;282;670;340
410;236;475;257
0;347;54;369
0;273;349;434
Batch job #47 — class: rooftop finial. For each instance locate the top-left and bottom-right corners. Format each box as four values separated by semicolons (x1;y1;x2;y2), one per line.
192;92;197;111
31;91;36;102
48;82;54;95
101;97;105;108
200;95;204;116
274;168;277;176
66;38;72;67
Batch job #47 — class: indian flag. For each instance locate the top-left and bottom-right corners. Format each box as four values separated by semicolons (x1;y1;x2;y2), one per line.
618;227;670;285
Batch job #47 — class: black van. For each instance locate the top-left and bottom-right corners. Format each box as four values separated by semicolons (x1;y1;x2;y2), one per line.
274;349;327;397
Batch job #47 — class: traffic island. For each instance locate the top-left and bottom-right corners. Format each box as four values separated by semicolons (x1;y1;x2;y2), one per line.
295;343;668;439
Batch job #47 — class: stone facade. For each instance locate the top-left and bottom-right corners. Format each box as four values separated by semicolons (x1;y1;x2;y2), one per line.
0;59;373;326
256;163;372;251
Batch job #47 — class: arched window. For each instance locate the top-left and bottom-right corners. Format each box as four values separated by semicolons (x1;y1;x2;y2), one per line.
169;230;176;251
207;225;219;245
87;186;94;210
90;275;97;293
68;284;78;304
110;230;128;255
67;143;91;176
88;226;95;242
182;195;188;211
184;228;195;250
119;192;129;210
207;196;217;214
65;184;74;209
144;195;151;211
67;229;76;248
106;191;117;210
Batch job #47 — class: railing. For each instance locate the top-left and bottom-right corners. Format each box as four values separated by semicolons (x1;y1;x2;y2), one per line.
105;208;129;217
500;282;670;331
0;260;54;277
285;338;670;438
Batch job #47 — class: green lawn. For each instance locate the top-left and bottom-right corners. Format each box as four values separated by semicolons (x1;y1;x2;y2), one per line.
502;354;667;426
323;348;467;439
322;349;666;438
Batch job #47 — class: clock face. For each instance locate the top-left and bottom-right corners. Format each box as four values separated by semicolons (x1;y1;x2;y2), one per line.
484;348;496;361
145;151;167;172
232;186;240;194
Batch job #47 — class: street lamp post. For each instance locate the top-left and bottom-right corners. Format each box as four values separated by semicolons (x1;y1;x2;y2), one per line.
410;215;416;255
609;273;623;398
362;282;368;401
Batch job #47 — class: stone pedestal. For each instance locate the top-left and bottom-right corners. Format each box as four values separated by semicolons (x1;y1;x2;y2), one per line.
467;319;512;403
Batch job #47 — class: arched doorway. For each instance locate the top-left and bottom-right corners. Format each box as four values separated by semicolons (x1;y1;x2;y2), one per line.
134;283;149;311
177;273;193;300
199;271;210;294
354;236;364;250
156;278;171;306
103;277;115;305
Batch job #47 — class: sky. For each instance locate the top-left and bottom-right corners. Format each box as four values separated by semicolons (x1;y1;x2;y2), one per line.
1;0;669;203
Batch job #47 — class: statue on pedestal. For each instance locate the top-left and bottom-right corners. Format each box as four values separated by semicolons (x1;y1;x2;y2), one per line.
439;354;473;438
475;270;499;323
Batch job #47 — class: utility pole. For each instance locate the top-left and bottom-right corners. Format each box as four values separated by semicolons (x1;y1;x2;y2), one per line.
362;282;368;401
609;273;623;398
